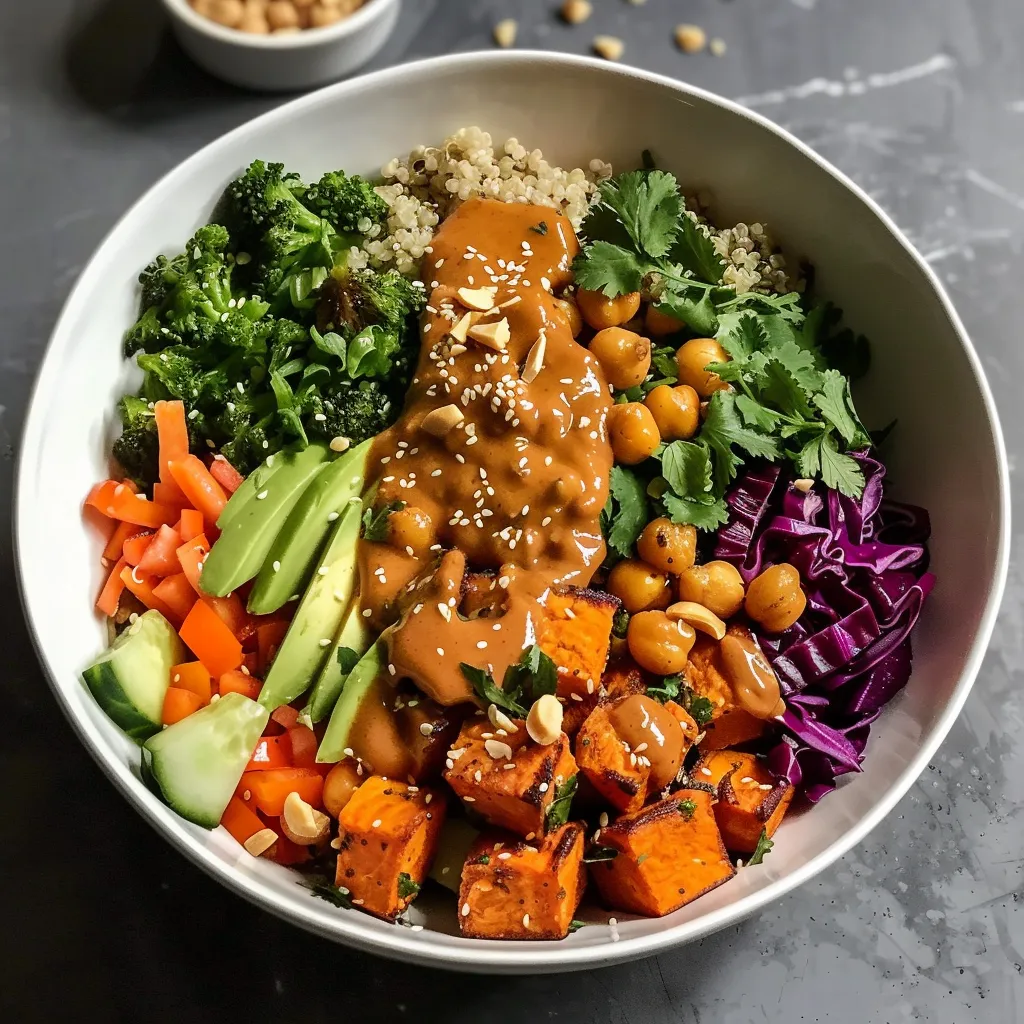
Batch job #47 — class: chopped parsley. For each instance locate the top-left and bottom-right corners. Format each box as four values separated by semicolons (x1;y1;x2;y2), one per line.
646;673;682;704
545;774;578;832
681;686;714;727
568;919;588;933
747;828;774;866
397;873;420;900
336;646;360;673
362;499;405;542
460;644;559;718
611;607;630;640
677;798;697;820
303;877;354;909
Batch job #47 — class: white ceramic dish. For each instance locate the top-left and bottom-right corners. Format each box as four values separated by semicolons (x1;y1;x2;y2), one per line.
161;0;401;91
16;52;1009;973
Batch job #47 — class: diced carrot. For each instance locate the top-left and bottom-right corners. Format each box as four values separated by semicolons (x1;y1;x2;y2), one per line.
162;686;204;725
179;508;205;542
137;524;182;577
176;533;210;593
271;705;300;730
103;520;146;562
179;599;243;677
153;481;189;510
167;456;227;528
220;796;267;849
209;455;245;495
257;620;290;675
122;531;155;566
154;400;191;505
120;478;140;494
243;768;324;816
170;661;212;704
220;669;262;701
246;734;291;771
86;480;178;529
96;556;128;617
153;573;199;623
288;725;318;770
119;564;181;625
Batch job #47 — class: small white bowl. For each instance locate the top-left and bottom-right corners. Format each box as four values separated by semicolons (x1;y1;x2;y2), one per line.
17;52;1010;972
161;0;401;92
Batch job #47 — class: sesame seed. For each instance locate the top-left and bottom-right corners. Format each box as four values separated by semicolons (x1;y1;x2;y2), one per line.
462;903;471;917
372;819;382;828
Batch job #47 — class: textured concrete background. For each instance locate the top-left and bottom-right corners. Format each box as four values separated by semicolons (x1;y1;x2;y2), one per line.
2;1;1022;1020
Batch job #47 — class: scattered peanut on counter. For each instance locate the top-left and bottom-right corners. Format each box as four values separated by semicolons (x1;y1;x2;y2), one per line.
189;0;366;35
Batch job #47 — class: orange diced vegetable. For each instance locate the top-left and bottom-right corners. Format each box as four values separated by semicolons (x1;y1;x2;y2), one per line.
219;669;261;701
590;790;735;917
257;620;290;674
179;598;243;677
167;455;227;527
288;725;317;770
122;531;155;566
271;705;300;730
209;592;249;638
209;455;245;494
178;508;205;542
153;573;198;623
170;661;212;704
685;635;767;749
247;734;291;772
154;400;191;505
119;564;180;624
176;533;209;592
335;776;445;920
103;520;146;562
243;768;324;816
220;796;268;849
137;524;182;577
162;686;204;725
86;480;178;529
96;556;128;617
459;823;586;939
153;482;189;510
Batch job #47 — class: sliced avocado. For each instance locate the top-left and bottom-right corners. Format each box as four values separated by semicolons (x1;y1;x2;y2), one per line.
201;443;330;598
304;599;372;724
257;497;363;711
247;439;371;615
429;818;481;893
316;641;384;764
142;692;269;828
82;610;185;742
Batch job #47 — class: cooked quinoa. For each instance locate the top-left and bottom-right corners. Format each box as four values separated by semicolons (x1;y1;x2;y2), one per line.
353;126;798;295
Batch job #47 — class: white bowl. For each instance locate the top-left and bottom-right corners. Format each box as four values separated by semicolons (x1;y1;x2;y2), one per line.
161;0;401;91
16;52;1009;973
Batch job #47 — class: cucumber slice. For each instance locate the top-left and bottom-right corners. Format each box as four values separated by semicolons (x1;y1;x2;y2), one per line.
142;692;269;828
257;497;363;712
82;610;185;741
304;600;372;724
316;641;384;763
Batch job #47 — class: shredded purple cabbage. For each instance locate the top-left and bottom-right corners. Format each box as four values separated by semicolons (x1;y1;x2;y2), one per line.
714;452;934;802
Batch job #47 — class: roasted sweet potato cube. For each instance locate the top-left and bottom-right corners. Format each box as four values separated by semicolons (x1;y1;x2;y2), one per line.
394;691;467;783
684;635;766;749
591;789;734;917
563;655;645;735
575;701;647;814
664;699;699;746
695;750;794;853
458;822;586;939
444;718;577;839
335;775;446;920
536;587;617;707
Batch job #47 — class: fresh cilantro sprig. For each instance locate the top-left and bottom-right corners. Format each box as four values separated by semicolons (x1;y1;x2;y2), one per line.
362;500;405;542
747;829;774;866
545;774;578;832
303;877;354;909
459;644;559;718
645;673;683;704
397;873;420;900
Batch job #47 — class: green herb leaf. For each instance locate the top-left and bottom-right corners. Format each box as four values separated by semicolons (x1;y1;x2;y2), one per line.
660;441;715;502
666;214;725;283
716;312;766;360
572;241;645;296
593;170;685;258
397;873;420;900
816;431;865;497
303;877;353;909
612;607;630;639
661;491;729;531
677;798;697;820
460;663;527;718
568;919;588;933
310;325;347;360
682;686;714;727
812;369;861;444
654;288;719;337
651;344;681;380
646;673;682;703
505;644;559;704
747;828;774;865
362;499;405;542
545;774;578;832
336;646;360;673
602;465;650;558
735;393;782;431
701;391;780;483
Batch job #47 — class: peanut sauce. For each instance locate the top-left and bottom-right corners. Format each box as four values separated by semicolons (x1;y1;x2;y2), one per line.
357;198;613;708
608;694;684;790
719;627;786;720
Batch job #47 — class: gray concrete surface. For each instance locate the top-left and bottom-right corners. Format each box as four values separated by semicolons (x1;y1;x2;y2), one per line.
1;0;1022;1021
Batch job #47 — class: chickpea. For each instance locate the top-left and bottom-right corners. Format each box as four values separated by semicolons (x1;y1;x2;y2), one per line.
644;384;700;440
576;288;641;331
636;518;697;575
645;304;684;338
553;297;583;338
744;562;807;633
606;559;672;613
607;402;660;465
239;8;270;30
322;761;362;819
387;505;435;556
589;327;652;390
266;0;300;28
627;610;696;675
677;560;745;619
675;338;730;397
206;0;245;25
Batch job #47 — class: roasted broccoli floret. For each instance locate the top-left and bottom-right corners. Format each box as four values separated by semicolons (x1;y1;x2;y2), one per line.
304;380;397;445
303;170;388;233
319;268;424;339
111;395;160;487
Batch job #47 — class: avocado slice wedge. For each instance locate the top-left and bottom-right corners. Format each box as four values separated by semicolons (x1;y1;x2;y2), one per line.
257;496;363;712
304;599;372;724
200;442;330;598
316;639;385;764
247;438;372;616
